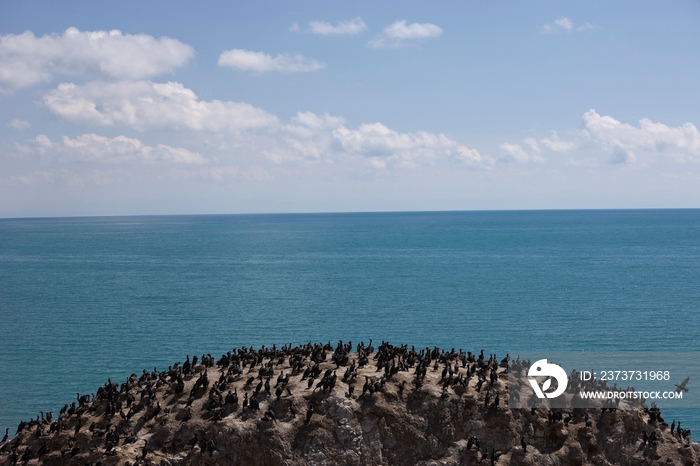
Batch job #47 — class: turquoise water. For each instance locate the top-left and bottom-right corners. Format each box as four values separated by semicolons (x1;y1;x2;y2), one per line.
1;210;699;436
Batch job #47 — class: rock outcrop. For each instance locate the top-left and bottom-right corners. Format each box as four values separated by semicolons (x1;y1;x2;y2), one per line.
1;341;697;465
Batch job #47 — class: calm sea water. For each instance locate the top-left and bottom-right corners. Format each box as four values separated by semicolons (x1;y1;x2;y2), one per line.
1;210;699;436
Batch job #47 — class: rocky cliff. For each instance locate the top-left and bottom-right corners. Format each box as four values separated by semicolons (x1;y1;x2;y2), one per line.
1;341;697;465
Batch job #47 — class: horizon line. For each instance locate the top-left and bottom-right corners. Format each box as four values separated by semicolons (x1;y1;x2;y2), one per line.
2;206;699;221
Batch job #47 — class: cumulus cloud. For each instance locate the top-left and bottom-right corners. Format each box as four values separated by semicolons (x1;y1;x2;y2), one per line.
42;80;279;131
368;20;443;49
540;132;577;152
335;123;452;157
8;119;30;130
23;133;206;164
523;138;541;153
499;143;544;163
541;17;573;33
455;146;491;166
541;17;595;34
289;23;300;33
278;113;492;168
40;81;491;171
218;49;325;73
308;17;367;36
582;109;700;164
504;111;699;166
502;134;575;162
0;27;193;89
332;122;454;169
271;112;346;162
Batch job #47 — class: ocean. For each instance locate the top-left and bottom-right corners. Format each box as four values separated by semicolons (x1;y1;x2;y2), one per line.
0;210;698;436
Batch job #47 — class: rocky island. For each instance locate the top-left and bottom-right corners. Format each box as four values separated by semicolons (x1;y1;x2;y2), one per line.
1;341;697;465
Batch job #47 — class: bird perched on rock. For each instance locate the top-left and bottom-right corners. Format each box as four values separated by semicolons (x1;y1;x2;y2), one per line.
305;406;314;425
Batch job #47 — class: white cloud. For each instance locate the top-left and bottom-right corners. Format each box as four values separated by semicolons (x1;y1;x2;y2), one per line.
582;109;700;164
40;81;492;171
523;138;541;153
257;110;493;169
334;123;452;157
368;20;443;49
497;133;575;163
499;143;544;163
43;80;279;131
289;23;300;33
309;17;367;36
456;146;491;166
24;133;206;164
383;21;443;40
272;112;346;162
540;132;576;152
8;119;30;130
0;27;193;89
510;111;699;167
541;17;573;33
218;49;325;73
541;17;596;34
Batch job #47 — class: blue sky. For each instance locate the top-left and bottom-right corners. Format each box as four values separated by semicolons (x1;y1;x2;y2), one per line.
1;1;699;217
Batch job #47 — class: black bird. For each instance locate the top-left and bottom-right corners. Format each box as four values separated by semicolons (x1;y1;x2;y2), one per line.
490;448;499;466
521;436;527;452
305;406;314;424
1;428;8;443
264;409;277;423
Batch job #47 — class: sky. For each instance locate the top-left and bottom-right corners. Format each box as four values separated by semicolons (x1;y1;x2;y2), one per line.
1;0;699;217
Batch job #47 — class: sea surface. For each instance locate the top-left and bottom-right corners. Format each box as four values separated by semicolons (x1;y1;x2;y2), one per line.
1;210;699;437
